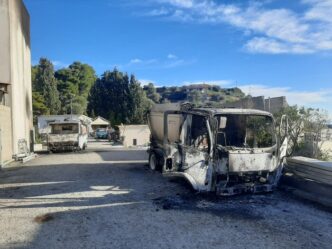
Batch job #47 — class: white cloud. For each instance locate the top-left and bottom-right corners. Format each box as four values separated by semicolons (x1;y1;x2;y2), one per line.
245;37;314;54
167;53;178;59
138;79;155;86
128;58;158;66
125;56;195;69
52;60;69;68
147;0;332;54
145;7;170;16
129;58;143;64
304;0;332;23
158;0;194;8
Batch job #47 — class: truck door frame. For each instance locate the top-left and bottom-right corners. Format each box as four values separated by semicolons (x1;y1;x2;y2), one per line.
163;111;214;192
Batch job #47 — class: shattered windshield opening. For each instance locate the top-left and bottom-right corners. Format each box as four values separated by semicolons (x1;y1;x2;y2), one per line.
216;114;275;148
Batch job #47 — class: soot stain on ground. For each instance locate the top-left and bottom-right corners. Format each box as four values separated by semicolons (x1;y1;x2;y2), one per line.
34;214;54;223
153;193;274;221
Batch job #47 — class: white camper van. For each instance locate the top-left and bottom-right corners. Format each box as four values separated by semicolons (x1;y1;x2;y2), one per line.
47;120;88;152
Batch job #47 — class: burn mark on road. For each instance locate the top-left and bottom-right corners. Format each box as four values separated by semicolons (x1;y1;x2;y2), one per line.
153;193;274;221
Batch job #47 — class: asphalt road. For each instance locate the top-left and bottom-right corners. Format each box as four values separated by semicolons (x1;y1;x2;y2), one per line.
0;141;331;249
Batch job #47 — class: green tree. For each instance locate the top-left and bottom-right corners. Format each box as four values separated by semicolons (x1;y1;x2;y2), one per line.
32;58;60;115
87;69;150;125
129;75;153;123
55;62;96;114
275;105;329;160
31;92;48;123
143;82;161;103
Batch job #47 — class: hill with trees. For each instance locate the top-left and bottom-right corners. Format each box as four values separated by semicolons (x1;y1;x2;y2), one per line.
31;58;246;125
148;83;245;107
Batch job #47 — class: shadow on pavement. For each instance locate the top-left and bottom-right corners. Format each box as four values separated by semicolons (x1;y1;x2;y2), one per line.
1;158;332;248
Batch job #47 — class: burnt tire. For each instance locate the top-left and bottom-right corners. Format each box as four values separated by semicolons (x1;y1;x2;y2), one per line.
149;153;163;171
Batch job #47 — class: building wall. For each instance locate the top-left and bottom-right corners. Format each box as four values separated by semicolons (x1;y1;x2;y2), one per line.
0;0;11;85
0;106;13;163
224;96;265;110
224;96;288;114
320;128;332;161
119;125;150;147
264;97;288;114
0;0;32;163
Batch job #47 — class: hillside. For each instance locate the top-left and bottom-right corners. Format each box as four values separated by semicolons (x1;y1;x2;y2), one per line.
152;84;245;107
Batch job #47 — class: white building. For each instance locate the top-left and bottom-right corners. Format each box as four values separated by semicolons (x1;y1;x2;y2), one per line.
118;125;150;147
0;0;33;166
91;116;110;132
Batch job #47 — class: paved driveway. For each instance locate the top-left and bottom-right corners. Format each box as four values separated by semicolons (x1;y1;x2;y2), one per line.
0;142;331;249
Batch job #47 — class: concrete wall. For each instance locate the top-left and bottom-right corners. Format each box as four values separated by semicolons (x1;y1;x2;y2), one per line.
0;0;33;163
0;0;11;84
320;128;332;161
224;96;265;110
224;96;288;114
119;125;150;147
265;97;288;114
0;106;13;163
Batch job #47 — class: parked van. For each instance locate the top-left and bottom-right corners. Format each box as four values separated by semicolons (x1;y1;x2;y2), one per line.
47;120;88;152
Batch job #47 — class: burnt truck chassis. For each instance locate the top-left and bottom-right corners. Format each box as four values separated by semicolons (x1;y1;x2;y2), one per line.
148;107;287;196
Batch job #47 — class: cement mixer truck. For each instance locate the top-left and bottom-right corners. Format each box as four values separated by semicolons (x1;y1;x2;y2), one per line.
147;103;288;195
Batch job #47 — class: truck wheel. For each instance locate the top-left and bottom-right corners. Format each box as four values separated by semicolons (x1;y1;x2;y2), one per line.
149;153;163;171
149;153;158;171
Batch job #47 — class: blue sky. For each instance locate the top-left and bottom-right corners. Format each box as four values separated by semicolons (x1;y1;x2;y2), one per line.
25;0;332;117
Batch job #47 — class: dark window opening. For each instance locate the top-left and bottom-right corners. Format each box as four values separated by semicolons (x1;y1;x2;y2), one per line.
185;115;210;152
51;124;79;134
216;114;275;148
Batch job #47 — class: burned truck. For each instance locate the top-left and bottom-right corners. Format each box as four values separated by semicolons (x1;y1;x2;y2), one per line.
147;103;288;195
47;120;88;152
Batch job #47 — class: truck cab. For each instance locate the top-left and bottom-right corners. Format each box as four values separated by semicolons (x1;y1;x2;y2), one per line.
147;104;288;195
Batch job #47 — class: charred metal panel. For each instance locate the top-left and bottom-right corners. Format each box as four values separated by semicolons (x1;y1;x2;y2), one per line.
228;152;277;172
182;148;212;191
